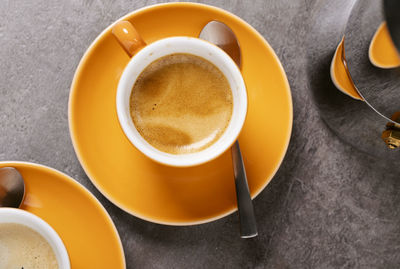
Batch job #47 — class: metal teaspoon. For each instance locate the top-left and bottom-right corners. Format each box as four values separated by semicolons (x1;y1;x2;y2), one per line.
199;21;258;238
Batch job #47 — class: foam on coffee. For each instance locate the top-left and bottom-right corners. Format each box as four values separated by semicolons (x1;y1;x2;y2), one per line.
130;53;233;154
0;223;59;269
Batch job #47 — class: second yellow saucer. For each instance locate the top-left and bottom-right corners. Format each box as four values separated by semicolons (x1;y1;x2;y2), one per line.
0;161;125;268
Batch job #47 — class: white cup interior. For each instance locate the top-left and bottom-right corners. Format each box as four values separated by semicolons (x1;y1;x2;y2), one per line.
0;208;70;269
117;37;247;167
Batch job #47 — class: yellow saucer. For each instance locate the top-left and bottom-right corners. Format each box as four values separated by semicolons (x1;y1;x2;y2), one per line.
0;162;125;268
369;21;400;69
69;3;292;225
330;37;363;100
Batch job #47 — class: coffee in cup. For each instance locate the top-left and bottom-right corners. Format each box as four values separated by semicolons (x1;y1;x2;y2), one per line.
0;223;58;268
114;21;247;167
0;208;70;269
130;53;233;154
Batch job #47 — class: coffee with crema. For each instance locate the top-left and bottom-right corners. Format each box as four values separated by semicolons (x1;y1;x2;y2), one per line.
0;223;59;269
130;53;233;154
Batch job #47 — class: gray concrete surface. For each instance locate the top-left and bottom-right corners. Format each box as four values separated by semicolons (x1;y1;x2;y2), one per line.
1;0;400;268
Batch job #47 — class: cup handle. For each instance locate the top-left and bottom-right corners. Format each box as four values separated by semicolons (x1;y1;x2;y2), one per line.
112;21;147;57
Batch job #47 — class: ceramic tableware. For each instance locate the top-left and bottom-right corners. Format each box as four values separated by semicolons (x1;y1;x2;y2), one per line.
113;21;247;167
0;207;70;269
0;162;125;268
69;2;292;225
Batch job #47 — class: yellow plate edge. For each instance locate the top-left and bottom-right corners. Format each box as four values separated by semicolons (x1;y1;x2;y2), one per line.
330;37;363;100
369;21;400;69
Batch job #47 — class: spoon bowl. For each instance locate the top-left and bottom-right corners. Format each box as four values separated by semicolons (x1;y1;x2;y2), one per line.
0;167;25;208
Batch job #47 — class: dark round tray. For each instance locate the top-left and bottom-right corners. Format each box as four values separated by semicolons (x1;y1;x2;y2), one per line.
306;0;399;162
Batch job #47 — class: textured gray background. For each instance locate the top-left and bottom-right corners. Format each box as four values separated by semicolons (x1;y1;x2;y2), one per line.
1;0;400;268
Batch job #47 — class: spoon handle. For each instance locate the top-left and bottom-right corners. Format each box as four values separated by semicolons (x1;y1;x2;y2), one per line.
231;141;258;238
